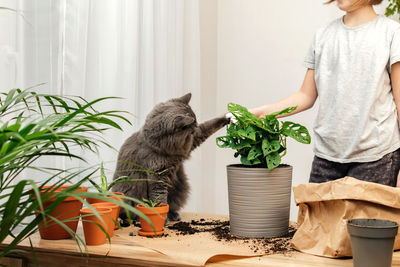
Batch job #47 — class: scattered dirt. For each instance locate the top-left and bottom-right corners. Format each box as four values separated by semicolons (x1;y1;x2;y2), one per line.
167;221;199;235
166;219;296;255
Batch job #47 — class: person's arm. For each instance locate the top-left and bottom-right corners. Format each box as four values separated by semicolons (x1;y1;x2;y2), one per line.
391;62;400;187
250;69;318;118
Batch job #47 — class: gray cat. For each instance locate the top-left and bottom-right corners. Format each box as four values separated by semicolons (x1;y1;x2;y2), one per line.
112;93;230;223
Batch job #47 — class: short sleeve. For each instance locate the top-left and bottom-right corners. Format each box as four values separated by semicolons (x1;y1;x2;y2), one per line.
390;28;400;68
304;33;316;69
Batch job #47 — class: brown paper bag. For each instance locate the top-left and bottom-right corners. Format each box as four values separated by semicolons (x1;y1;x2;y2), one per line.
291;176;400;258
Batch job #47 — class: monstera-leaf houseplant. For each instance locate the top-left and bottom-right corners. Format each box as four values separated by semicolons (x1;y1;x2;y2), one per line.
217;103;311;238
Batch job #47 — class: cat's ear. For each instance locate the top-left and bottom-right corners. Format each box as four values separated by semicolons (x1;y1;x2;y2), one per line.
177;93;192;104
174;115;195;129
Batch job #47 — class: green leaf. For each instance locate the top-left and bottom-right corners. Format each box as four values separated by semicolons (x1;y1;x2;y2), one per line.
281;121;311;144
100;162;107;191
88;177;103;193
240;156;251;165
267;106;297;118
247;146;262;161
216;136;232;148
262;138;280;156
384;0;400;17
237;127;256;141
263;116;280;133
231;139;253;150
266;152;281;170
240;154;261;165
0;180;26;241
227;103;263;127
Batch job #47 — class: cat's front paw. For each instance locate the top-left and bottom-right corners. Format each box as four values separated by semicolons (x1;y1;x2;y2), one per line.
120;218;131;227
164;216;170;226
167;211;181;222
223;113;232;125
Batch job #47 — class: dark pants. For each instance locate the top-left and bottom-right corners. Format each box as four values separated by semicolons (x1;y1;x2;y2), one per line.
309;149;400;187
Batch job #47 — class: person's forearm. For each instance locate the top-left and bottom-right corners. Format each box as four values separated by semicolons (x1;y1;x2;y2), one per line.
252;91;315;118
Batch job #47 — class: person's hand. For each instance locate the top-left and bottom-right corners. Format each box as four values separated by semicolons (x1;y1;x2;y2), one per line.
249;106;266;118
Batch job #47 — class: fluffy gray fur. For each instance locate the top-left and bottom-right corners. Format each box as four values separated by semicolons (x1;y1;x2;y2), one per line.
112;93;230;223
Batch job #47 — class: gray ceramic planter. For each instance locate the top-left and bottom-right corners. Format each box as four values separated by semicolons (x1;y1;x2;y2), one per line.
347;218;398;267
227;164;292;238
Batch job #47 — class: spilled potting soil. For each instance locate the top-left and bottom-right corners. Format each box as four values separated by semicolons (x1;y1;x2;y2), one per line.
166;219;296;254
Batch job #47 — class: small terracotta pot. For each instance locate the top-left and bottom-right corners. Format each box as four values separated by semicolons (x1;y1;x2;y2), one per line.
80;207;112;245
136;204;169;236
37;185;87;240
87;192;125;229
86;192;124;204
111;192;124;229
91;202;119;237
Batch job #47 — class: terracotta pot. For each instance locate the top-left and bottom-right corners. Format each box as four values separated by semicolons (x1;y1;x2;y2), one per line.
80;207;113;245
86;192;124;204
37;185;87;240
347;218;399;267
86;192;124;229
136;203;169;237
91;202;119;237
227;164;292;238
109;192;124;230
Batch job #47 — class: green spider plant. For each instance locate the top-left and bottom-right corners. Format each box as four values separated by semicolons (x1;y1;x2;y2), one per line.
0;89;151;259
141;196;162;208
88;162;144;194
87;161;167;196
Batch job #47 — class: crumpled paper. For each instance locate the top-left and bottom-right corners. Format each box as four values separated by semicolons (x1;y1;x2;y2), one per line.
291;176;400;258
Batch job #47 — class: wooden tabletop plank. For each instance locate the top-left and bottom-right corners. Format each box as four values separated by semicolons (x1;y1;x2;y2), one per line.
2;213;400;267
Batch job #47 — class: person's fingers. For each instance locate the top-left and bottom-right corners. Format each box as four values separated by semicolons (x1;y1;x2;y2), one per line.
249;108;262;118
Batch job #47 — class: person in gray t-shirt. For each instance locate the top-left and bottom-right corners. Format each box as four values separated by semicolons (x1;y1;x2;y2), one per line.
250;0;400;187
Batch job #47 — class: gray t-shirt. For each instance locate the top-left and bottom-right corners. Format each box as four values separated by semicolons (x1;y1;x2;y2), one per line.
305;15;400;163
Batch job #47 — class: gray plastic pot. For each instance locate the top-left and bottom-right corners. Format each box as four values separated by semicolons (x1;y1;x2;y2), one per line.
347;218;398;267
227;164;292;238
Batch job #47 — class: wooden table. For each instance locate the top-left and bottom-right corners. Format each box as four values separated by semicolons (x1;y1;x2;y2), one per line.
1;213;400;267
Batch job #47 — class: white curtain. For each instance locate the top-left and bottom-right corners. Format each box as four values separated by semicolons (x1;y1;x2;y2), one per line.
0;0;202;203
0;0;199;127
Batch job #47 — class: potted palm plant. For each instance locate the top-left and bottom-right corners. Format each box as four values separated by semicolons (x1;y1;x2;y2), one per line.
136;197;169;237
0;89;150;258
216;103;311;238
87;162;126;204
86;162;146;229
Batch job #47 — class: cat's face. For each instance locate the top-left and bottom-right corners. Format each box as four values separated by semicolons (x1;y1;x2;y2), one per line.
142;93;198;156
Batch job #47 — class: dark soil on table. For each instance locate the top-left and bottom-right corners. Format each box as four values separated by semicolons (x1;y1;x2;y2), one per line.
166;219;296;255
